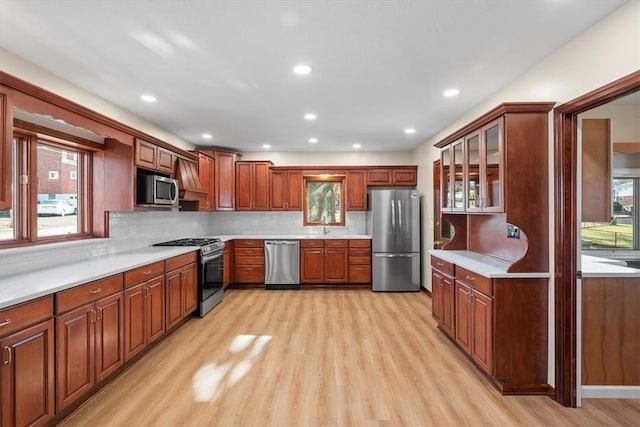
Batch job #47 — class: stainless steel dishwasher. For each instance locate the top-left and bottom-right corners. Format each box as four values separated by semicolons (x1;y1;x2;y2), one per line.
264;240;300;290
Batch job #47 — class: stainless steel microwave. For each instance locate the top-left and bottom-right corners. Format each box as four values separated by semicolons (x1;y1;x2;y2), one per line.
137;175;179;205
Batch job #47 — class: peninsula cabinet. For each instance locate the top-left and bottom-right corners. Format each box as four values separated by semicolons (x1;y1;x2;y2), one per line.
346;170;367;211
300;240;348;284
367;166;417;187
236;161;271;210
270;169;302;210
135;138;175;175
55;275;124;411
165;252;198;330
0;84;12;210
0;296;54;427
124;262;165;362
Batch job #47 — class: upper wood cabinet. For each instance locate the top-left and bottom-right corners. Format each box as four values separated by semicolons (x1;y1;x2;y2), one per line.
367;167;417;186
236;161;271;211
270;169;302;211
346;170;367;211
197;152;215;211
581;119;611;222
135;139;175;175
0;85;13;211
214;151;237;210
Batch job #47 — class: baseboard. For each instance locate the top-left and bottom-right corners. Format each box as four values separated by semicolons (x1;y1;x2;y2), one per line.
581;385;640;399
421;285;431;296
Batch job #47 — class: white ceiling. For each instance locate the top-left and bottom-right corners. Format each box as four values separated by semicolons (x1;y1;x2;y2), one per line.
0;1;627;152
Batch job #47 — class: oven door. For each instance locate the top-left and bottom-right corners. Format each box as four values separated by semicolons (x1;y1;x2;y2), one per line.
201;249;224;302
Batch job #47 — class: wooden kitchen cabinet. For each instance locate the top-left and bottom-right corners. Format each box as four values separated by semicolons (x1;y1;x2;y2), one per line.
430;255;454;338
236;161;271;210
197;152;215;211
0;296;54;427
234;240;265;284
300;240;348;284
55;275;124;411
214;150;237;210
135;138;175;175
223;241;234;288
270;169;302;210
124;263;165;362
455;279;493;374
367;167;417;186
348;240;371;283
0;84;13;211
347;170;367;211
165;252;198;329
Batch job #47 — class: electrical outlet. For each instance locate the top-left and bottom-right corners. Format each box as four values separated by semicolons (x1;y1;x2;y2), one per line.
507;224;520;239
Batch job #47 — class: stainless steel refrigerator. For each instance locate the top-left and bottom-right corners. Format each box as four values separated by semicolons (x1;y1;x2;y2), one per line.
367;189;421;291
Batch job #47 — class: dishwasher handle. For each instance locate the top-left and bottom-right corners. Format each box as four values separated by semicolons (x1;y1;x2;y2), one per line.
265;240;299;245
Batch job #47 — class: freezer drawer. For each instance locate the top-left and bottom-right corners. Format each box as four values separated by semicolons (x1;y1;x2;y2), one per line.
372;253;420;292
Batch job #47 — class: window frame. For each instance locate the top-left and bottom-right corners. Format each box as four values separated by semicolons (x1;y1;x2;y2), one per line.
302;174;346;227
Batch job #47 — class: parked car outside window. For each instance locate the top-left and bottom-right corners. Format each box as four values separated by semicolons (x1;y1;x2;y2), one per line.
37;200;76;216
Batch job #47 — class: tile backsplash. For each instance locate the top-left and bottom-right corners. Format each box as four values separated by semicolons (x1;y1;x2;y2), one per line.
1;210;366;276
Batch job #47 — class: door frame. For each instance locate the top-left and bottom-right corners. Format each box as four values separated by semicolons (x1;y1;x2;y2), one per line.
553;70;640;407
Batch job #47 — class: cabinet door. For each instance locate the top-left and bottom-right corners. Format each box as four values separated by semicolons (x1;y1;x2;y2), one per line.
441;276;455;338
300;248;324;283
392;169;417;186
146;277;166;345
452;141;465;211
135;139;157;170
471;290;493;375
454;282;472;355
182;264;198;318
235;162;253;210
285;170;302;210
270;170;286;210
325;248;348;283
441;147;452;211
253;162;271;210
367;169;392;186
95;293;124;383
0;85;12;210
431;270;444;323
56;304;95;411
156;147;174;174
165;270;183;330
481;118;503;212
124;284;146;362
465;132;482;212
0;320;54;427
198;153;215;211
215;151;236;210
347;170;367;211
223;244;233;288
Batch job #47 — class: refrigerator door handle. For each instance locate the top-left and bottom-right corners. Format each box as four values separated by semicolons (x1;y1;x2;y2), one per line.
390;200;396;228
375;254;397;258
398;199;402;228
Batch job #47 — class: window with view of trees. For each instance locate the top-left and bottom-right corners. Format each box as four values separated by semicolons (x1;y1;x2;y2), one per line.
303;175;345;226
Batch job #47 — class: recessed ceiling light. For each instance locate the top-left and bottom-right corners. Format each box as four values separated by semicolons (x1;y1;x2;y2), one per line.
202;133;213;139
404;127;416;135
140;94;157;103
308;138;318;144
304;113;317;121
262;143;271;149
293;64;312;75
352;143;361;149
443;88;460;97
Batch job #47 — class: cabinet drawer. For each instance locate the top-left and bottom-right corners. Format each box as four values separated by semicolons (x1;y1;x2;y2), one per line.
349;256;371;265
235;248;264;257
234;266;265;283
455;266;491;296
301;240;324;248
349;265;371;283
165;251;198;272
324;239;348;248
124;261;165;289
349;239;371;248
0;295;54;337
349;248;371;257
235;256;265;266
234;240;264;248
56;274;123;314
431;255;454;276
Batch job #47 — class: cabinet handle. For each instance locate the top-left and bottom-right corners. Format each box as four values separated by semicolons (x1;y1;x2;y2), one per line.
436;262;445;266
90;308;97;323
89;288;102;295
0;319;11;328
143;270;152;275
465;275;475;281
97;307;103;321
3;347;11;365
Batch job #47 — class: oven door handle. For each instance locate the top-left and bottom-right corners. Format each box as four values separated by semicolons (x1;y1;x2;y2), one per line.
201;250;224;263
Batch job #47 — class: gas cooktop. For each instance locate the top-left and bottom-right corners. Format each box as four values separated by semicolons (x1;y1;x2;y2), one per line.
153;237;221;247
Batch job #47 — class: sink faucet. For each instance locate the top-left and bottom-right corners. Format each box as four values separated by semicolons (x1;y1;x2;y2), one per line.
322;215;330;235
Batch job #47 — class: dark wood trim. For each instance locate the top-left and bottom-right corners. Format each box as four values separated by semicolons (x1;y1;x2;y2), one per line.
302;174;346;226
0;71;198;161
553;70;640;408
270;165;417;171
435;102;555;148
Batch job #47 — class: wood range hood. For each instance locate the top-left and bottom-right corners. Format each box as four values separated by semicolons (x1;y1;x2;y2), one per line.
175;158;207;202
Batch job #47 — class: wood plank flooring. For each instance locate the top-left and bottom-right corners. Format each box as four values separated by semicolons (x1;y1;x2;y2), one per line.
60;289;640;426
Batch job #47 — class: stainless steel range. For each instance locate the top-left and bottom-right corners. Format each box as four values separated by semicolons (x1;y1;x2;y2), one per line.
154;237;225;317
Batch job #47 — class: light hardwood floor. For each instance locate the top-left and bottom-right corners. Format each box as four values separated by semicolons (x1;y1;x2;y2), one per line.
60;289;640;426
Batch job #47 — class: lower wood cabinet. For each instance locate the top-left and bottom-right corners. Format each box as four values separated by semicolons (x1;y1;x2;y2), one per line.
348;240;371;283
165;252;198;330
454;281;493;374
234;240;265;284
431;266;455;338
223;241;234;288
124;276;165;362
0;318;54;427
300;240;348;284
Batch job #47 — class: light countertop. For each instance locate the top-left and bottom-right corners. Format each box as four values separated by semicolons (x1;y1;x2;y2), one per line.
0;246;198;309
215;234;371;241
428;250;551;279
581;254;640;278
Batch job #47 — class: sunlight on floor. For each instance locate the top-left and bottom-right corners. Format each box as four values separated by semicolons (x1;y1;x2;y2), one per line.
192;334;272;402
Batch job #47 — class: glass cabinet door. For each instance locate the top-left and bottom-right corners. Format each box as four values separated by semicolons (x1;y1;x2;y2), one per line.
441;147;451;210
453;141;464;211
465;132;481;211
482;118;503;211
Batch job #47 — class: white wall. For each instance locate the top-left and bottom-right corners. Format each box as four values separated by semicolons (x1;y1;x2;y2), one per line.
581;104;640;142
413;1;640;387
239;151;414;166
0;48;195;151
